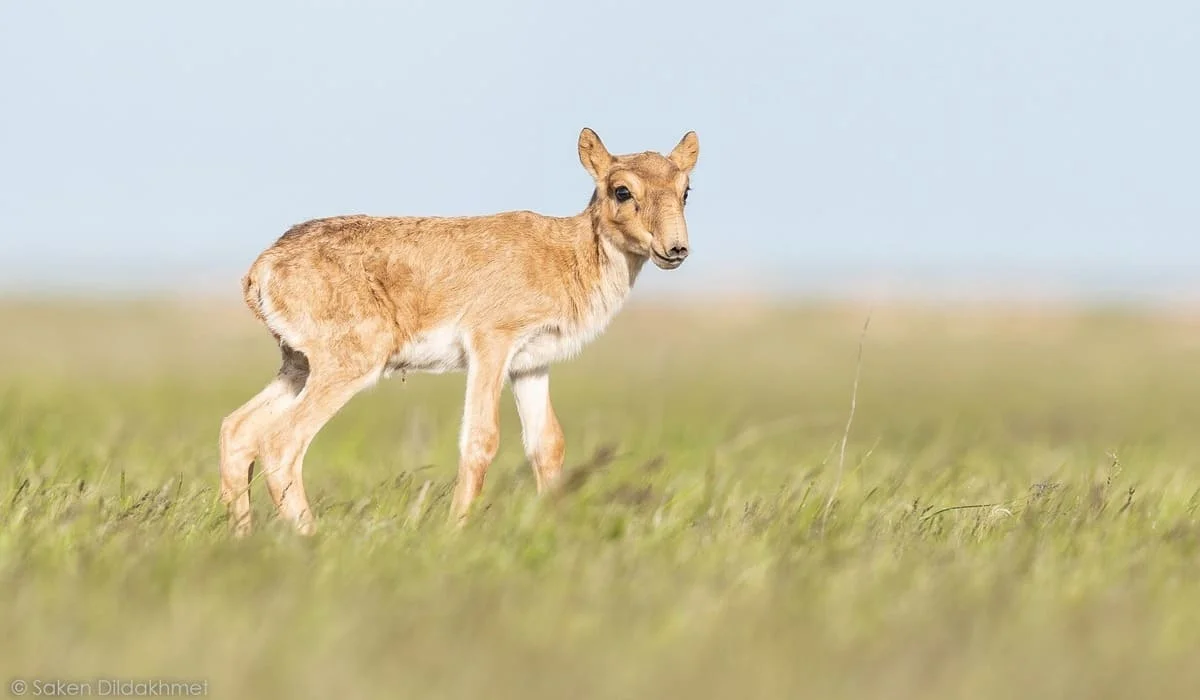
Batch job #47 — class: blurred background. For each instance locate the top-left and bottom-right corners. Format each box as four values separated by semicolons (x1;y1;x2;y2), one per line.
4;3;1200;698
2;0;1197;306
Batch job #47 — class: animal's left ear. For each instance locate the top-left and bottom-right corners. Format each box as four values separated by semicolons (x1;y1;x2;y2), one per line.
669;131;699;173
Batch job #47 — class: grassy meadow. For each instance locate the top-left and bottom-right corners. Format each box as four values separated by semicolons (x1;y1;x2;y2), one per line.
1;296;1199;699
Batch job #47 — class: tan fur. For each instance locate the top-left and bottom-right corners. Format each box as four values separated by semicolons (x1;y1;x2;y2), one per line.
218;128;699;535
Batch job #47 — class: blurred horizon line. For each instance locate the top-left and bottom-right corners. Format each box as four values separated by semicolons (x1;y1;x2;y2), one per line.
2;259;1196;309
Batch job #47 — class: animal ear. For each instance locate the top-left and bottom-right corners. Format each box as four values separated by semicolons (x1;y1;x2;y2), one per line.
669;131;700;173
578;127;614;181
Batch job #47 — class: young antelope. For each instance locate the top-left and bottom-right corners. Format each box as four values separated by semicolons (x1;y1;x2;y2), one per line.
218;128;700;534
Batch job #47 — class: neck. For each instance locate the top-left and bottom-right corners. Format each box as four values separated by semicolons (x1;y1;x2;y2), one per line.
585;194;646;286
560;197;646;327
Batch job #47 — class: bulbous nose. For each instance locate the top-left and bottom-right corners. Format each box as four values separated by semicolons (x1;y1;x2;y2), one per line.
667;245;689;261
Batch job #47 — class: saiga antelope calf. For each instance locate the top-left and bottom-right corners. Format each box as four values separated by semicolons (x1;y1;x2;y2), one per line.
218;128;699;535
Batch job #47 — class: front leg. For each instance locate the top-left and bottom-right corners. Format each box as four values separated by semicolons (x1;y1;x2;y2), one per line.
450;332;512;523
510;366;565;493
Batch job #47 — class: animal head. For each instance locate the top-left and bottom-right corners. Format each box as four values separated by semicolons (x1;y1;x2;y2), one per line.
577;128;699;270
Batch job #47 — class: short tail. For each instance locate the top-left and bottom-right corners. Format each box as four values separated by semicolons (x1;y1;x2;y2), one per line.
241;262;270;329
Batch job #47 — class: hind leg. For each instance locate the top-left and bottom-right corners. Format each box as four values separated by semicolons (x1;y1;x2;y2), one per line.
256;361;379;535
218;346;308;536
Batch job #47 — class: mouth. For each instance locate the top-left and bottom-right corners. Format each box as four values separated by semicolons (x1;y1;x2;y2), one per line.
651;250;685;270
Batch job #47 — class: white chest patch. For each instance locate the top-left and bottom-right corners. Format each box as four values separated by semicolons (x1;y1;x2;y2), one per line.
509;281;629;374
509;324;598;375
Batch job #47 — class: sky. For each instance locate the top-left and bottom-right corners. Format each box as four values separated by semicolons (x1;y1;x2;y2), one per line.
1;0;1197;301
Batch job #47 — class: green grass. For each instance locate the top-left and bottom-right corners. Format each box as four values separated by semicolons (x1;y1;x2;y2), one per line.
2;299;1200;699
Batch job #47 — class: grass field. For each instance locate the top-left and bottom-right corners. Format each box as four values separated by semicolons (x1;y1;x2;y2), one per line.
2;297;1199;699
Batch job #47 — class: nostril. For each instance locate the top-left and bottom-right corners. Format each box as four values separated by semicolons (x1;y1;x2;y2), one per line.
668;245;689;260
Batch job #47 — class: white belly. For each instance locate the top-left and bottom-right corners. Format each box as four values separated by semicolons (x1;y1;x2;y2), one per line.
385;323;603;377
386;324;467;375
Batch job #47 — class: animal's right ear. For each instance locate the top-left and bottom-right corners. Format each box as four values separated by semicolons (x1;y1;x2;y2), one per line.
578;127;613;181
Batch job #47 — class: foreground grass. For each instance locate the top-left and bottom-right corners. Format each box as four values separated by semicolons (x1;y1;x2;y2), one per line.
1;298;1199;698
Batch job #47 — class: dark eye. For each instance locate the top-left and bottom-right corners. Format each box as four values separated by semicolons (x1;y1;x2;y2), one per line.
683;186;691;204
613;185;632;202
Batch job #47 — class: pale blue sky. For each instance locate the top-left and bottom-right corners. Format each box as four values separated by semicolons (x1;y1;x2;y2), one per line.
1;0;1197;299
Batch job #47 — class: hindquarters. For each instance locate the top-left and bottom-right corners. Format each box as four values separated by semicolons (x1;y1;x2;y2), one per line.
239;245;403;372
223;237;403;535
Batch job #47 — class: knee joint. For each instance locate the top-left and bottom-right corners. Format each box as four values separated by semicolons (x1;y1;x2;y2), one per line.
462;429;500;465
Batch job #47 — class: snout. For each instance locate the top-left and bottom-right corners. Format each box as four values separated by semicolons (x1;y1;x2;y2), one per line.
648;209;690;270
651;244;689;270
